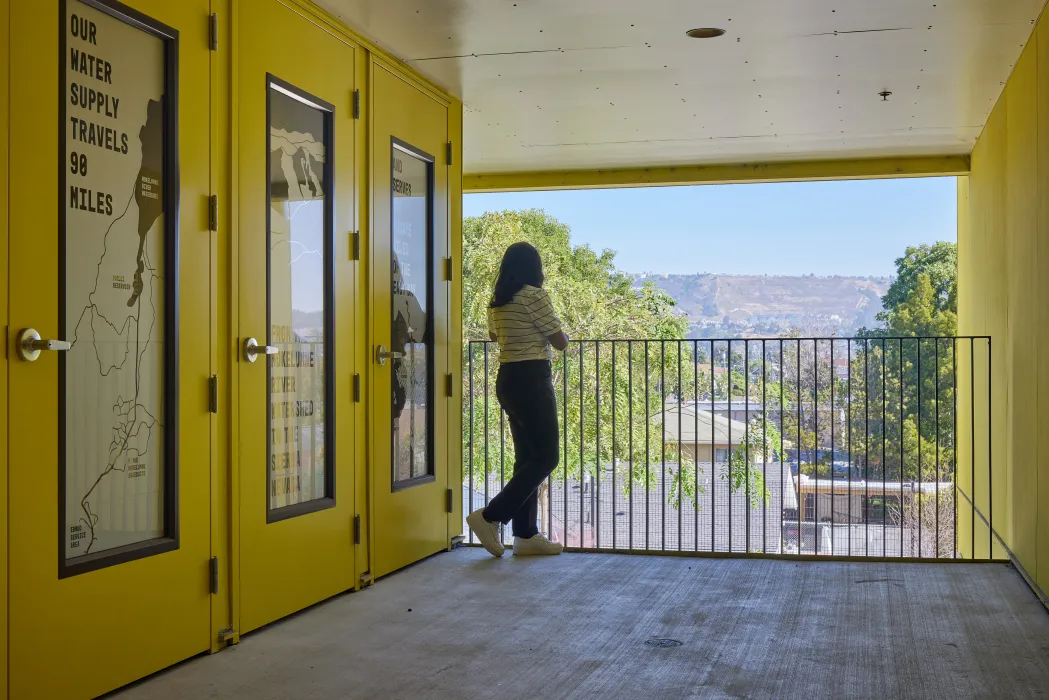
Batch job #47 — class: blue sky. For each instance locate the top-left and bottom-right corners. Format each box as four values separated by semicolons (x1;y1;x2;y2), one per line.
464;177;957;278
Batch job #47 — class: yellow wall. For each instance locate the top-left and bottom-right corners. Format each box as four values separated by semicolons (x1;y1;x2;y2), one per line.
960;8;1049;591
4;0;462;695
0;0;8;694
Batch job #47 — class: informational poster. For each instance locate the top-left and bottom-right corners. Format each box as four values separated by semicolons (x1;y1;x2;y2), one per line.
391;145;431;484
267;84;329;510
63;0;168;559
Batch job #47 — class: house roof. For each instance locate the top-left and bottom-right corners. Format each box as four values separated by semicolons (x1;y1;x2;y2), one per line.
652;405;748;445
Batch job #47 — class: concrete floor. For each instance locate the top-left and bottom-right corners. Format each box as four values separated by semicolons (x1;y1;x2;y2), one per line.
114;548;1049;700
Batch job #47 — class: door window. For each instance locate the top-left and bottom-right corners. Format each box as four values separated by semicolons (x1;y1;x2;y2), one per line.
390;140;434;489
266;77;335;519
61;0;178;575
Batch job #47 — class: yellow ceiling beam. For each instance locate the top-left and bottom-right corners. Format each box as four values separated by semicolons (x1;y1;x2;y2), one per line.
463;155;971;192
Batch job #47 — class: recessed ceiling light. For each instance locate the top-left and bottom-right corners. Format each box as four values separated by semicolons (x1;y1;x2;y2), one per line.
686;28;726;39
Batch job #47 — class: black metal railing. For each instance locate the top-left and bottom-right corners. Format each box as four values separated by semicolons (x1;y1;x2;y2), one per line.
464;336;998;560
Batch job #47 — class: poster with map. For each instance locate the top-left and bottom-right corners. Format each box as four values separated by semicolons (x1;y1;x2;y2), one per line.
267;83;330;510
63;0;169;560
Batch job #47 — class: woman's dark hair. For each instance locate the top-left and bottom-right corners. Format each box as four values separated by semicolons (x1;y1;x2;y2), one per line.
490;242;544;308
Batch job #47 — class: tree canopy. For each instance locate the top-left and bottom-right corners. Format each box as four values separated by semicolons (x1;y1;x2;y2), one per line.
878;242;957;334
463;209;686;341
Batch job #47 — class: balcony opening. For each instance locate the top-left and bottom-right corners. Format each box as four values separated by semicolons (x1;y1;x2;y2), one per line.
462;177;995;561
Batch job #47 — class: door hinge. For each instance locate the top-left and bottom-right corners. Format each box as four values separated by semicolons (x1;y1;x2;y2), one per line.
442;257;453;281
208;375;218;414
446;488;454;514
444;373;453;397
353;373;361;402
353;514;361;545
209;13;218;51
217;628;235;644
350;231;360;261
352;90;360;119
446;141;453;165
208;194;218;231
209;556;219;595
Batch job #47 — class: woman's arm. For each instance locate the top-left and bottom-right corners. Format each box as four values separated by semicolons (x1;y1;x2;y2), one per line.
548;330;569;351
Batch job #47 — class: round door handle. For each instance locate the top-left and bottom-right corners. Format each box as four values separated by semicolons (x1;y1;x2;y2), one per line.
17;328;71;362
375;345;403;365
244;337;279;363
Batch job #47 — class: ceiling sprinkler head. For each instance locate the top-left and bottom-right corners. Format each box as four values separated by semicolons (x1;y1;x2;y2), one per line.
879;90;893;101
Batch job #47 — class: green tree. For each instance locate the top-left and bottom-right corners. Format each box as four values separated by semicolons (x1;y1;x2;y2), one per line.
846;242;958;486
463;210;765;524
879;242;957;328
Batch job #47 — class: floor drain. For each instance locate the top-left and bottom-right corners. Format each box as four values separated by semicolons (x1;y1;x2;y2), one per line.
645;638;683;648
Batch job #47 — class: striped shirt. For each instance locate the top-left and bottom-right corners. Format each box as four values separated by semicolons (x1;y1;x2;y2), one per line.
487;285;563;363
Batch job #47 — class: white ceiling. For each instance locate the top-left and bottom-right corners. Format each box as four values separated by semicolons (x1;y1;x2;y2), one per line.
317;0;1047;174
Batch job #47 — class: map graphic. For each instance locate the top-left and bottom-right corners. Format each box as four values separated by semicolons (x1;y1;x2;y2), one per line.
65;94;166;557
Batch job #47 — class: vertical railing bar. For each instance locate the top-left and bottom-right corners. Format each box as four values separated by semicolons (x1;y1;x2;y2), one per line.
797;340;802;554
864;339;869;558
500;407;505;544
953;338;958;559
762;339;768;554
895;338;900;559
563;346;568;548
711;340;716;552
728;339;733;553
629;342;634;550
745;340;751;554
988;338;993;558
917;338;923;557
830;339;835;556
579;342;585;549
886;338;891;559
780;340;785;556
848;338;853;557
935;338;940;558
970;337;975;556
608;342;612;549
595;341;602;549
484;343;490;524
468;343;475;543
694;340;700;552
645;341;651;551
813;339;819;555
678;341;683;552
661;340;667;551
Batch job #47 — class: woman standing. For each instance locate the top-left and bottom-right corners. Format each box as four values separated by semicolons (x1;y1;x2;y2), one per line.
466;242;569;557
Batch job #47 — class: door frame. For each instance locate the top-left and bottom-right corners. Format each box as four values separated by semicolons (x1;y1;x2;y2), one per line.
232;0;359;635
7;0;214;695
57;0;184;579
366;56;454;579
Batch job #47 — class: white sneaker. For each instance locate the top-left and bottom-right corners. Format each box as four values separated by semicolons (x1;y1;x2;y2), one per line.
466;509;505;557
513;533;564;556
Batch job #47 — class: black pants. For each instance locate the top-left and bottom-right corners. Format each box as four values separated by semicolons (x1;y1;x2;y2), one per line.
483;360;560;538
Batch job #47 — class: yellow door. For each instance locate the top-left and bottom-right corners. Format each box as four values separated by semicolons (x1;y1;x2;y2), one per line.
370;63;451;578
237;0;358;633
8;0;212;697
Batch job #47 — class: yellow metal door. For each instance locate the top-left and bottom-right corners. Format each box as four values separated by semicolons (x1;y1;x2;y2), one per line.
237;0;358;633
370;63;451;578
8;0;212;697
